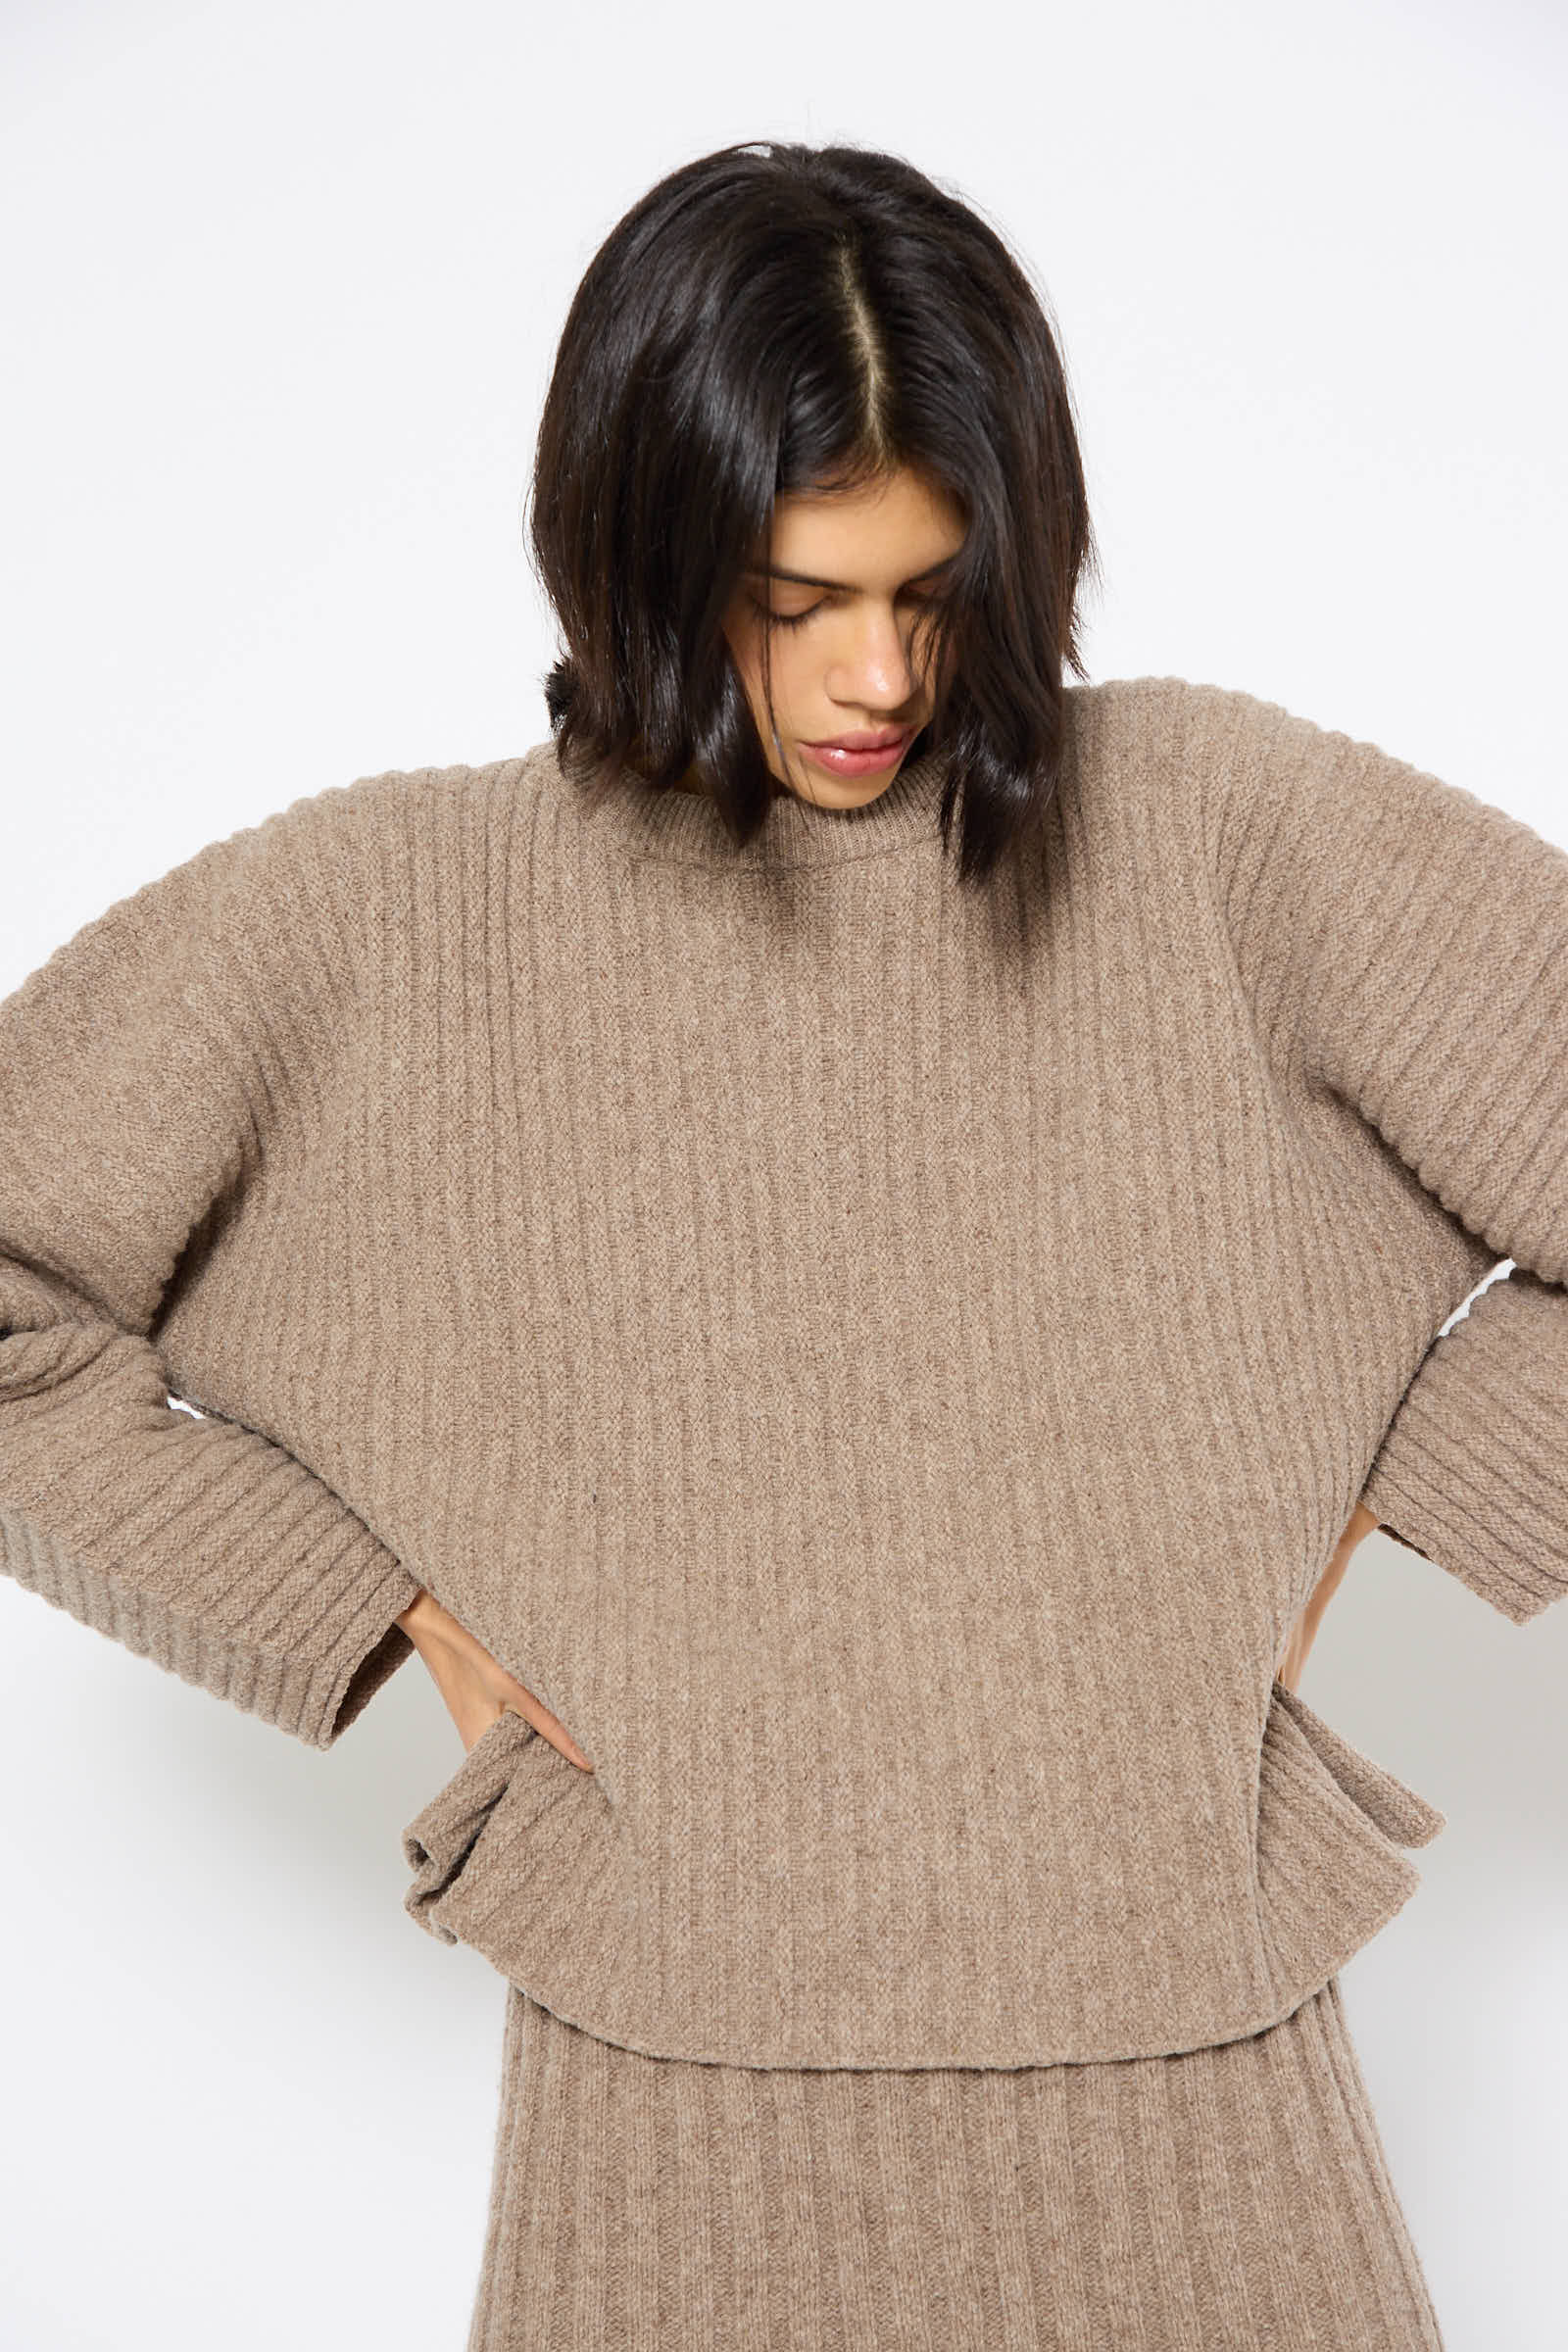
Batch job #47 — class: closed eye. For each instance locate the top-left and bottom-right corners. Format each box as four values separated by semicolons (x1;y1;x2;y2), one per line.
753;590;939;631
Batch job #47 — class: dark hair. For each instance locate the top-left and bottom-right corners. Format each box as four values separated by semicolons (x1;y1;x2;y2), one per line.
527;139;1102;884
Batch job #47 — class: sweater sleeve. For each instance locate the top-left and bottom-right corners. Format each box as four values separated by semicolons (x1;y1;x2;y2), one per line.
0;789;423;1746
1195;678;1568;1625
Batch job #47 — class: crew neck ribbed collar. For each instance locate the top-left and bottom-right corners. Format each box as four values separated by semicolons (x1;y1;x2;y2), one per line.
560;736;949;871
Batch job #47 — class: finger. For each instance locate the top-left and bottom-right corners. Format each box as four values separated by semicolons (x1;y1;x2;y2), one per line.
503;1690;595;1772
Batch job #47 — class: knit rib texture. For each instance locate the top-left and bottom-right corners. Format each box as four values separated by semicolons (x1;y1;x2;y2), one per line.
2;673;1564;2071
464;1972;1446;2350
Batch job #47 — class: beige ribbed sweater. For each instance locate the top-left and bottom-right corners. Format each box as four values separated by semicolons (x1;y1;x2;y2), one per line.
3;674;1563;2073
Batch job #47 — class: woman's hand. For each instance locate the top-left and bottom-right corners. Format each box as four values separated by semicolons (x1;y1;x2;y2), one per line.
1275;1498;1380;1692
395;1589;594;1770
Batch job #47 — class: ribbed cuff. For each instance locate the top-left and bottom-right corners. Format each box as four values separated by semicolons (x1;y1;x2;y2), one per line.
1359;1267;1568;1625
0;1416;425;1749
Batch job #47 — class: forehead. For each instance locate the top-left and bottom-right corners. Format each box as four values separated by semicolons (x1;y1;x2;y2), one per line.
748;468;967;585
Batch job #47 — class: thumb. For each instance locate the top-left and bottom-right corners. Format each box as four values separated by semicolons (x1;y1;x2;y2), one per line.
494;1679;595;1773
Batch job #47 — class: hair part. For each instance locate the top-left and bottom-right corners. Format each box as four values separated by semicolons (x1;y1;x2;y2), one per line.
527;139;1102;884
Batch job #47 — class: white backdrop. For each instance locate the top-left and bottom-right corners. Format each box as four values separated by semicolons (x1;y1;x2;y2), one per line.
2;1;1565;2345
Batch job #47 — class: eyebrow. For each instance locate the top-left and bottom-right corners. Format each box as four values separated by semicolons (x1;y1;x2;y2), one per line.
744;554;961;591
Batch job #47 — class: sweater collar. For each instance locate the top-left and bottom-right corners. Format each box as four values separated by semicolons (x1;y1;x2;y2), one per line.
558;734;949;871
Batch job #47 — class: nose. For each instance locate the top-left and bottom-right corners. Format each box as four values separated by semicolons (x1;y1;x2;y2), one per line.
824;603;923;714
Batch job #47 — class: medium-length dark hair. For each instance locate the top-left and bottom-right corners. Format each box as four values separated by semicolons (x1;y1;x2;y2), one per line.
527;139;1102;884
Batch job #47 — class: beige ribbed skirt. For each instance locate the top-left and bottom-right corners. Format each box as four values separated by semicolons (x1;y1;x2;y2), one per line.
463;1972;1446;2349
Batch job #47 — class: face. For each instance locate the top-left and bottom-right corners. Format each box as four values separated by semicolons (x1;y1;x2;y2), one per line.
699;465;967;809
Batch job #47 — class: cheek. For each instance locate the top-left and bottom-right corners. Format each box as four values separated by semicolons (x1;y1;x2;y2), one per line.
730;625;805;723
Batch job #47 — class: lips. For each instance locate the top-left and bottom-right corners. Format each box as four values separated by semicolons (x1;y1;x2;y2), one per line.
803;726;915;752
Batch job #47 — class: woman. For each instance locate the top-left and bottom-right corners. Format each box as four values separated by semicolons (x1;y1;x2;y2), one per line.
3;140;1564;2348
